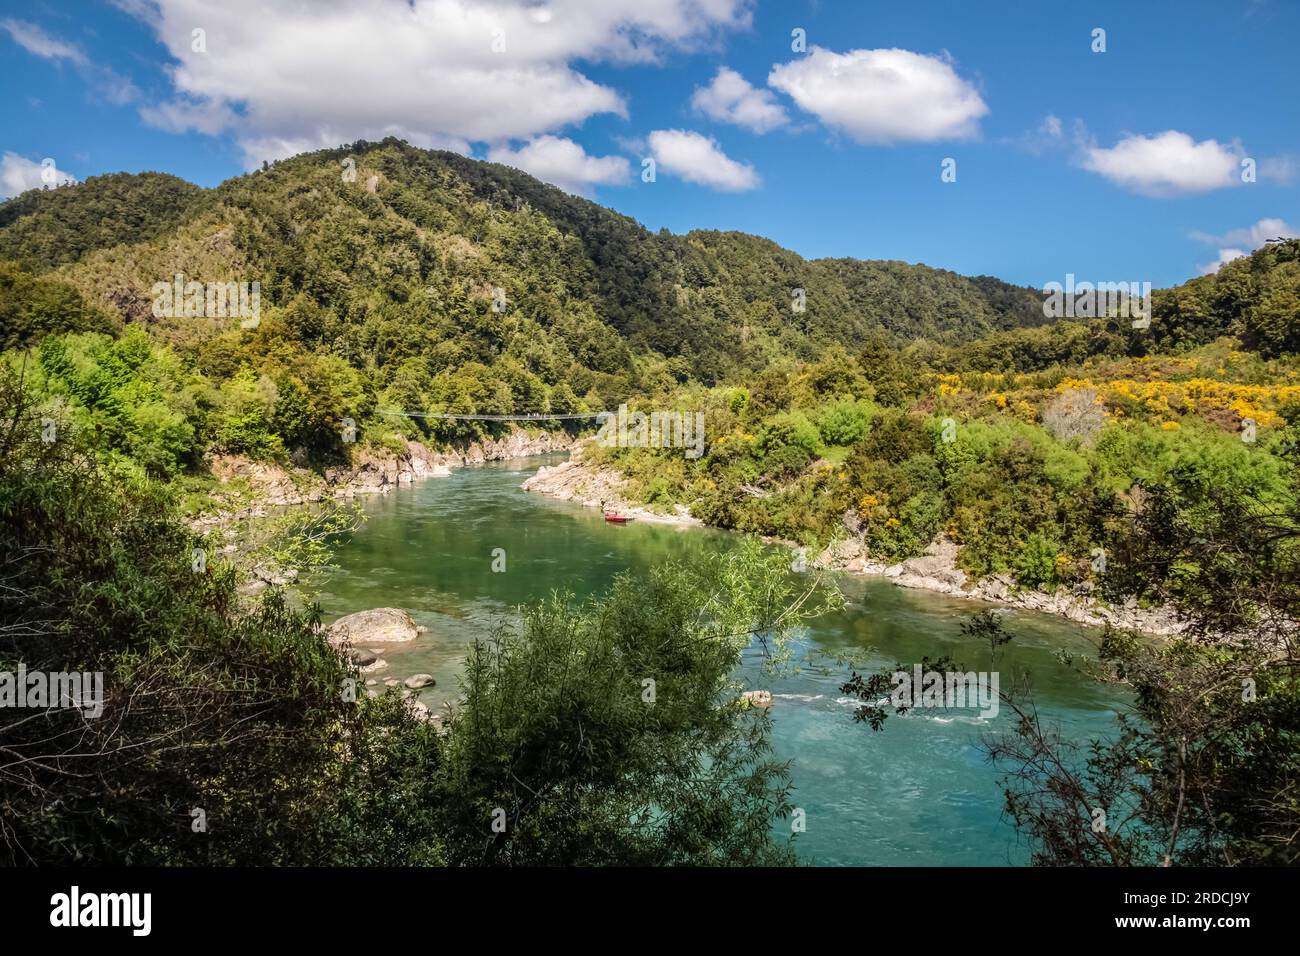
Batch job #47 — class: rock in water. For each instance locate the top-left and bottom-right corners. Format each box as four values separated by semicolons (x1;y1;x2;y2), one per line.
327;608;421;645
741;690;773;708
404;673;436;689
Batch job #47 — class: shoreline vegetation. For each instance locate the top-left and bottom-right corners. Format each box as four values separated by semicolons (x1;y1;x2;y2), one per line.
521;440;1184;635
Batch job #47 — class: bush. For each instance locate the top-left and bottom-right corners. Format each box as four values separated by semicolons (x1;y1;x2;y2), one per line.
1042;388;1105;447
815;398;875;446
1014;532;1062;589
757;410;821;458
434;539;834;865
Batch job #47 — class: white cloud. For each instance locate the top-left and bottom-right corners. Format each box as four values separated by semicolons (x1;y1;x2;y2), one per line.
2;18;139;105
119;0;753;169
139;97;240;136
1198;249;1248;275
487;135;629;195
767;47;988;144
0;152;78;200
691;67;788;133
98;71;142;106
0;18;88;64
647;129;758;191
1080;130;1245;197
1191;217;1297;250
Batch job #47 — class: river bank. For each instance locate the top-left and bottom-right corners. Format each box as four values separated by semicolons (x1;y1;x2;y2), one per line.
191;428;576;532
520;443;1184;636
521;455;700;526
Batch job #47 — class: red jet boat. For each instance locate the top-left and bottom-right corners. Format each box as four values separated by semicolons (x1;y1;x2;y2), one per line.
603;512;634;523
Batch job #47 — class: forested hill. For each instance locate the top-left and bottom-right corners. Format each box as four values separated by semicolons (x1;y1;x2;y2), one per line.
0;171;204;271
0;139;1044;385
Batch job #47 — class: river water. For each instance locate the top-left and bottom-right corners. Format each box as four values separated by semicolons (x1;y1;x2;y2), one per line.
314;455;1127;866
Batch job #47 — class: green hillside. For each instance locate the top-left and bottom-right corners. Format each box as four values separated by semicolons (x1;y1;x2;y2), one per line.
0;171;205;271
3;139;1044;382
2;138;1296;480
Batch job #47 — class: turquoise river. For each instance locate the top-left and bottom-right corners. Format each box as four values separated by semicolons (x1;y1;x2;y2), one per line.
314;454;1127;866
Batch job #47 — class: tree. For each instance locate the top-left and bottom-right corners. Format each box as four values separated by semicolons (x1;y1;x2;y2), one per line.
434;538;840;865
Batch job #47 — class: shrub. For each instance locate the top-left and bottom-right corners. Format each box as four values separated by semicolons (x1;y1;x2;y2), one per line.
1042;387;1106;447
1014;532;1061;589
815;398;875;446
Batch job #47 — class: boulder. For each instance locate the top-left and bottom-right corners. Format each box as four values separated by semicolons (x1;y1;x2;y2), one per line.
239;579;270;597
741;690;773;708
327;608;420;645
347;648;378;666
404;673;436;690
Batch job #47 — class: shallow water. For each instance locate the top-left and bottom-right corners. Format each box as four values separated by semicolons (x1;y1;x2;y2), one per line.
314;455;1127;866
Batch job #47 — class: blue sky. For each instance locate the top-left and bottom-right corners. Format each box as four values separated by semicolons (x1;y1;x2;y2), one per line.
1;0;1296;288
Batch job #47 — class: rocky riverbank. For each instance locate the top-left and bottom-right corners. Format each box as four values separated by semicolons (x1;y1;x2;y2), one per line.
325;607;442;723
811;536;1184;636
193;428;576;531
521;443;700;526
522;445;1184;636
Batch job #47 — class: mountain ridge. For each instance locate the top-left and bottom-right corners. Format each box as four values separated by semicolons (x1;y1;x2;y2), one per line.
1;140;1046;376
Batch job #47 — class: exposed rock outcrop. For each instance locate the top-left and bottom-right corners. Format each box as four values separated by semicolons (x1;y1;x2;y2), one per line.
458;429;575;465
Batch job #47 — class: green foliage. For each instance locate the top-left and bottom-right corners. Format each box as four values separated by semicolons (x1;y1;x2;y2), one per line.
435;538;838;865
1;366;849;866
0;172;204;272
0;260;116;350
2;141;1056;407
1014;531;1062;589
944;239;1300;374
24;329;201;478
1005;463;1300;865
815;397;876;446
0;367;444;864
